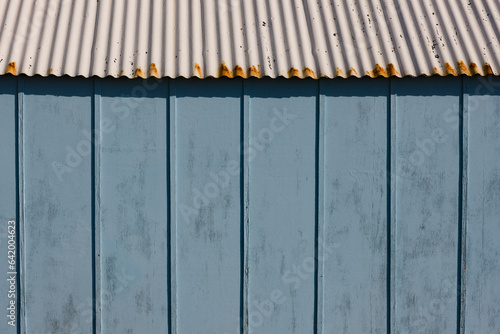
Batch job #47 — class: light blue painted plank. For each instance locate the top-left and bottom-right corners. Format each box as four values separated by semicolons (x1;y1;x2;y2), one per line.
99;78;169;333
22;77;94;333
0;76;18;334
320;78;389;333
172;79;242;334
246;79;317;334
464;76;500;334
393;77;461;334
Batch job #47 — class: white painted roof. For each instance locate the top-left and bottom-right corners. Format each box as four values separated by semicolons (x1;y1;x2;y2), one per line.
0;0;499;78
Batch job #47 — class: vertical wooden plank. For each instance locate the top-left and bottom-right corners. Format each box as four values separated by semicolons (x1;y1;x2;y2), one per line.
99;78;169;333
393;77;461;333
463;76;500;333
23;77;94;333
246;78;317;334
0;76;18;334
172;78;242;334
320;78;389;333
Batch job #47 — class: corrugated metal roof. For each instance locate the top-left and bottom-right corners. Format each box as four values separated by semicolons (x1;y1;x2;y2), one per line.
0;0;499;79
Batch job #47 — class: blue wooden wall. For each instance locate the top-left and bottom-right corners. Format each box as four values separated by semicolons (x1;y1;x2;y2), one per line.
0;75;499;334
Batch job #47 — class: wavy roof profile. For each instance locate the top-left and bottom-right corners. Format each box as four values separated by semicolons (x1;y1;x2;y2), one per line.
0;0;499;79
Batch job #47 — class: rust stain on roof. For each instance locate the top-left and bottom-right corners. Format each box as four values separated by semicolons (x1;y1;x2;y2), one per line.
149;63;159;77
483;63;493;75
365;64;399;78
458;61;470;75
469;62;480;75
134;67;144;78
219;62;231;78
433;67;441;75
387;64;399;76
248;65;261;78
336;67;344;77
6;62;16;75
288;67;300;78
234;65;245;78
444;63;457;76
367;64;387;77
347;67;358;76
303;67;316;78
194;63;202;77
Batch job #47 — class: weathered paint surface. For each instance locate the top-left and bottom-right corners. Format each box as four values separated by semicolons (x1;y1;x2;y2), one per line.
246;80;317;333
464;78;500;333
99;79;169;333
392;77;462;333
320;78;389;333
0;75;499;333
0;76;17;334
22;77;94;333
172;79;242;333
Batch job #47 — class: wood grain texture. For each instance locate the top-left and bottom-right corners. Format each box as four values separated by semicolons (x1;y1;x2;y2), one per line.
99;78;169;333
